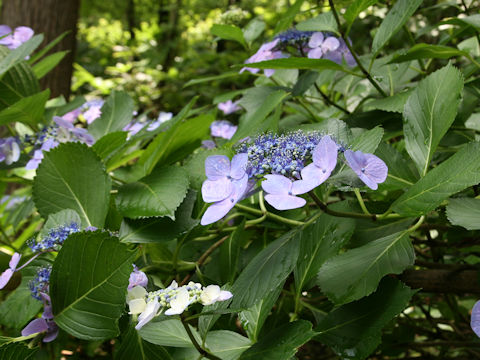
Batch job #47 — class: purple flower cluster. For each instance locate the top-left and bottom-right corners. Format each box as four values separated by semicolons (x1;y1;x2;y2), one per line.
123;111;173;139
29;266;51;300
240;39;286;77
63;99;104;124
0;25;34;50
201;131;388;223
21;293;58;343
28;222;80;253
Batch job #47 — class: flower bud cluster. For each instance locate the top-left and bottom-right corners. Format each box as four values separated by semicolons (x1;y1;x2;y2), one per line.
28;222;80;253
29;266;51;300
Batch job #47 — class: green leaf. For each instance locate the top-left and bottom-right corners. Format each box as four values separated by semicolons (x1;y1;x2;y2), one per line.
292;70;319;96
183;72;240;88
28;31;69;64
317;230;414;304
232;90;287;142
198;285;233;338
274;0;305;34
389;44;469;64
88;91;134;140
220;222;244;284
351;126;384;153
315;278;416;360
239;286;283;343
32;51;68;78
372;0;422;54
294;208;355;293
93;132;128;161
239;58;352;74
115;322;173;360
116;166;189;219
391;142;480;216
301;118;353;145
0;34;43;76
243;18;265;46
375;143;418;189
33;142;112;228
39;209;81;238
240;320;315;360
296;12;339;35
0;89;49;127
119;190;198;243
344;0;378;26
139;319;201;348
446;198;480;230
211;24;247;48
51;231;137;340
231;225;302;309
403;64;463;176
0;342;37;360
366;90;412;113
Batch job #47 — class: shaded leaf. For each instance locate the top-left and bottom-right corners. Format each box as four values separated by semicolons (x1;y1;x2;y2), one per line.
0;90;49;127
32;51;68;78
139;319;201;348
389;44;469;64
446;198;480;230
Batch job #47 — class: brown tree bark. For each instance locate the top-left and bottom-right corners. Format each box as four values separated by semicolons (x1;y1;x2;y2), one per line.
400;269;480;294
0;0;80;98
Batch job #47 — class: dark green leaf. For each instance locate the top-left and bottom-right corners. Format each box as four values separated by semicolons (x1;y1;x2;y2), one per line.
220;221;244;283
0;34;43;76
351;126;384;153
51;231;137;340
211;24;247;48
296;12;339;35
315;278;416;360
391;142;480;216
0;342;37;360
317;230;414;304
139;319;201;347
366;90;412;113
39;209;81;238
240;320;315;360
93;132;128;161
403;64;463;176
389;44;469;64
88;91;134;140
446;198;480;230
116;166;189;219
33;142;112;228
32;51;68;78
292;70;319;96
239;58;353;75
0;89;49;127
372;0;423;54
375;143;418;189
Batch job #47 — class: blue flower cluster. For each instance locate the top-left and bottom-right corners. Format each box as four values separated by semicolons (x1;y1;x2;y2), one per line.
29;266;51;300
28;222;80;253
274;29;314;45
236;131;326;178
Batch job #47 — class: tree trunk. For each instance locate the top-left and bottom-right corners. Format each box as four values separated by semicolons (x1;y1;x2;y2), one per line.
0;0;80;99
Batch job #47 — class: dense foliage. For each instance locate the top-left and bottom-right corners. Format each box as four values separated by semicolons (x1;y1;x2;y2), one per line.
1;0;480;359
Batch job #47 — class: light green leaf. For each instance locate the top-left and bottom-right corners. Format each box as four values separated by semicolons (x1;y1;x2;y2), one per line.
372;0;423;54
88;91;134;140
39;209;81;238
116;166;189;219
183;72;240;88
317;230;414;304
51;231;137;340
0;89;49;128
296;12;339;35
274;0;305;34
239;58;353;75
344;0;378;26
240;320;315;360
389;44;469;64
32;51;68;78
33;142;112;228
198;285;233;338
243;18;265;46
351;126;384;153
391;142;480;216
403;64;463;176
315;278;416;360
139;319;201;348
211;24;247;48
0;34;43;76
92;132;128;161
366;90;412;113
446;198;480;230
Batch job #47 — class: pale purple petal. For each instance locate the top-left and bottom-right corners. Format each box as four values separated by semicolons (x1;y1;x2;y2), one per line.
218;290;233;301
202;140;216;149
307;47;323;59
71;128;95;146
0;269;13;289
21;318;48;336
53;116;74;129
0;25;12;37
471;300;480;337
205;155;231;180
62;108;82;123
322;37;340;52
291;179;315;195
308;32;324;48
264;194;306;210
83;106;102;124
13;26;34;43
300;163;331;189
0;25;13;46
264;69;275;77
9;252;21;270
210;121;237;140
128;268;148;290
43;324;59;343
218;100;241;115
312;136;338;173
344;150;388;190
202;178;233;203
230;153;248;180
262;174;291;195
41;138;58;151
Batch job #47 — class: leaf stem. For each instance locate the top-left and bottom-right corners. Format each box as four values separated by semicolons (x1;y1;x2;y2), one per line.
180;317;222;360
308;191;376;220
328;0;387;97
354;188;371;215
313;83;351;114
234;203;305;226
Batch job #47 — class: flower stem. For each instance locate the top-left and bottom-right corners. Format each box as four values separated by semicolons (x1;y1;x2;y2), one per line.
235;203;305;226
180;317;222;360
354;188;371;215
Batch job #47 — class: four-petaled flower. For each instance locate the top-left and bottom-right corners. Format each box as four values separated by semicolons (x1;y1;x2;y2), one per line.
164;287;190;315
218;100;241;115
210;120;237;140
21;293;58;342
0;25;34;50
261;174;310;210
307;32;340;59
344;150;388;190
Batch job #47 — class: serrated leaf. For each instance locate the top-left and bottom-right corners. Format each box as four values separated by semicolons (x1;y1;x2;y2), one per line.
211;24;247;48
33;142;111;228
366;90;412;113
32;51;68;78
139;319;201;348
92;132;128;161
296;12;339;35
115;322;173;360
403;64;463;176
372;0;423;54
88;91;134;140
119;190;198;243
391;142;480;216
240;320;315;360
231;225;302;309
389;44;469;64
0;89;50;127
315;278;416;360
51;231;136;340
351;126;384;153
317;230;414;305
39;209;81;238
116;166;189;219
446;198;480;230
0;342;37;360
